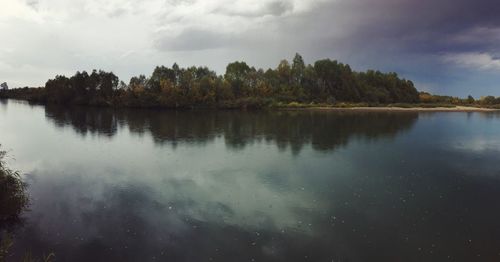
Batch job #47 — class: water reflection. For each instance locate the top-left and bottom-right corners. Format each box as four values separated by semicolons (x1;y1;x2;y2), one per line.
44;106;418;153
2;101;500;261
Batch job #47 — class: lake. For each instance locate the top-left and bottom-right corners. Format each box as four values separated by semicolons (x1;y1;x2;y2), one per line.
1;99;500;261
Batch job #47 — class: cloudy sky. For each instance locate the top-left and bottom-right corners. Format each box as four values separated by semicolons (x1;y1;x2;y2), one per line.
1;0;500;97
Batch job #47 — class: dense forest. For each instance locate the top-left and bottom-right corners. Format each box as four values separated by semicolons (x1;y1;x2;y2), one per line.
1;54;422;108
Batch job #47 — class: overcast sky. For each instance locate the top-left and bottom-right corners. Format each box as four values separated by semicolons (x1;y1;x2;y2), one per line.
1;0;500;96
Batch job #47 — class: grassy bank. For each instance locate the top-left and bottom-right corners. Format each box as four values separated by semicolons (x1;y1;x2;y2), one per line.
0;150;28;225
0;148;55;262
271;101;495;110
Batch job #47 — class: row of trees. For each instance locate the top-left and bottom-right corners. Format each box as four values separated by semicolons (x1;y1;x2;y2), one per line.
1;54;420;108
419;92;500;106
418;92;475;105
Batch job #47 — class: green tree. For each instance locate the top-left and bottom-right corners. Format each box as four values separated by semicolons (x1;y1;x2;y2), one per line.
291;53;305;86
225;61;251;97
5;53;424;108
467;95;475;104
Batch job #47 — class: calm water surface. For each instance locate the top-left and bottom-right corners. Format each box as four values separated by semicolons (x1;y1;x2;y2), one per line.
1;99;500;261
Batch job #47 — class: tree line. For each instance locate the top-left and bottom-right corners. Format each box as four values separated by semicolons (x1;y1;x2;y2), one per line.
1;54;421;108
418;92;500;107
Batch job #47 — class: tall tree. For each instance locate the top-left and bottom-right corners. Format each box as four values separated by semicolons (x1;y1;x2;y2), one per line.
225;61;251;97
291;53;305;86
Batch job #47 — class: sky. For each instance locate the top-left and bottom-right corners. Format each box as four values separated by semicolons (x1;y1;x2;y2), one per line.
1;0;500;97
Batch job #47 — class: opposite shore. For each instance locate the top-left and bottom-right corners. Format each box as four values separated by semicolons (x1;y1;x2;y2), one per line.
283;106;500;112
3;54;500;111
2;97;499;112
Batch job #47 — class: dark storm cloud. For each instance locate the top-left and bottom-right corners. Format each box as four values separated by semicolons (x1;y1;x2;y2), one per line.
326;0;500;54
155;0;500;57
4;0;500;95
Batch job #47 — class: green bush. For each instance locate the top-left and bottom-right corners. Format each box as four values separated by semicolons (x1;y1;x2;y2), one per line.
0;150;28;224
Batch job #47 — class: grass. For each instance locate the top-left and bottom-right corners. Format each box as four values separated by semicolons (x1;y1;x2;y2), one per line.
271;101;466;109
0;149;28;225
0;147;55;262
386;103;457;108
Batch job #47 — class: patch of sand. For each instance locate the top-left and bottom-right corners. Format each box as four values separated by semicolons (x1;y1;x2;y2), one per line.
295;106;499;112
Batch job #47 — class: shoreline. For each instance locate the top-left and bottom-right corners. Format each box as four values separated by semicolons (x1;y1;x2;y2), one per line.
280;106;500;112
3;98;499;112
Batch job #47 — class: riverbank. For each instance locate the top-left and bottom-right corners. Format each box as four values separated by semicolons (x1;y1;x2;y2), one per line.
272;101;500;112
2;98;499;112
286;106;500;112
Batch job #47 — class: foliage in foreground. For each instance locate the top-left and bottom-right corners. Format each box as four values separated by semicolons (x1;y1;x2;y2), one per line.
0;148;54;262
0;233;54;262
0;150;27;226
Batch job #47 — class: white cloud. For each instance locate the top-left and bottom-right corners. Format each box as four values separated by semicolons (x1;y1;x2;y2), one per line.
2;0;499;96
0;0;336;88
442;52;500;71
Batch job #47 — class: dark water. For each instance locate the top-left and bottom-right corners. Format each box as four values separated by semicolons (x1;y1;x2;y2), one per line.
1;99;500;261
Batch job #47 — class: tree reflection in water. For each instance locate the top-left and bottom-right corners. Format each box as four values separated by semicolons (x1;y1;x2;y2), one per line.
6;103;500;261
44;106;419;154
3;105;425;261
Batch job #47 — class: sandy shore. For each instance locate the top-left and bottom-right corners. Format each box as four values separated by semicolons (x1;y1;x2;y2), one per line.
292;106;500;112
